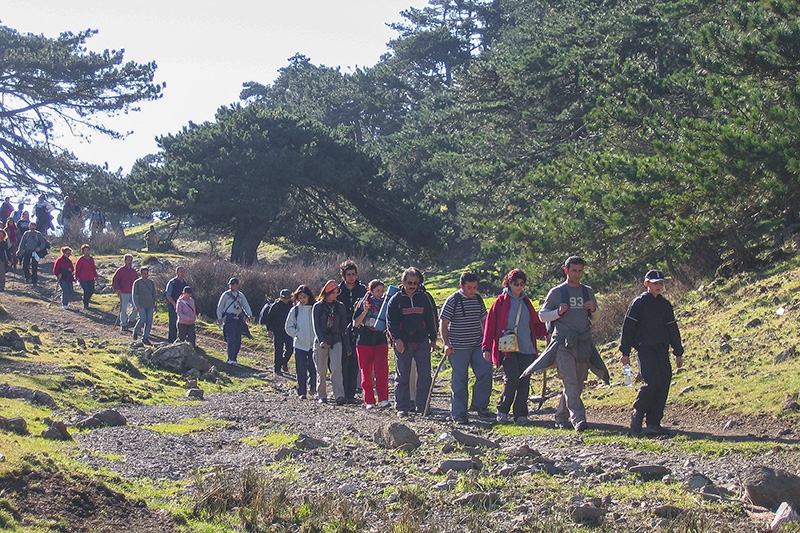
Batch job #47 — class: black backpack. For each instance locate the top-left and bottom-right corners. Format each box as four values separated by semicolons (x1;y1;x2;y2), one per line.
258;302;271;325
546;284;591;335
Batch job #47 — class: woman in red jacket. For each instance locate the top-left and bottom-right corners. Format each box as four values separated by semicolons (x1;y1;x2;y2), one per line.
53;246;75;310
483;268;547;425
74;244;98;310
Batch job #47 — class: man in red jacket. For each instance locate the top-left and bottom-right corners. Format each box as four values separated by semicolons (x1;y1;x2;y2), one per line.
111;253;139;331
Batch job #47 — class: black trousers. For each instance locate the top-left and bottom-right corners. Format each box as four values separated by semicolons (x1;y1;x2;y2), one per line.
498;352;536;418
633;345;673;427
167;306;179;343
79;280;95;308
21;253;38;284
273;331;293;372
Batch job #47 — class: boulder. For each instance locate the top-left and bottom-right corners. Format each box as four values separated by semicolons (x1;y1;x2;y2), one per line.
42;420;72;441
138;342;211;373
0;416;28;435
569;505;607;525
186;388;204;399
771;502;799;531
75;409;127;430
629;464;671;480
0;383;58;408
373;421;421;451
743;466;800;510
296;434;328;450
438;458;477;473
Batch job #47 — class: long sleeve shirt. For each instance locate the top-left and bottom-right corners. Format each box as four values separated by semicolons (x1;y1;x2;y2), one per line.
619;291;684;358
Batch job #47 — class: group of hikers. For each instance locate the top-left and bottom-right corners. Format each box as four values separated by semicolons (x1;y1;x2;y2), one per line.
29;245;685;436
164;257;684;436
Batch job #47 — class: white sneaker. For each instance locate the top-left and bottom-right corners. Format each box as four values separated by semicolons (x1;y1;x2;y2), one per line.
227;360;236;365
62;305;69;310
365;403;376;410
378;400;391;408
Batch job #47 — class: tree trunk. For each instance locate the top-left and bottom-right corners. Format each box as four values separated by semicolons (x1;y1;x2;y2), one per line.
725;227;754;270
230;222;267;266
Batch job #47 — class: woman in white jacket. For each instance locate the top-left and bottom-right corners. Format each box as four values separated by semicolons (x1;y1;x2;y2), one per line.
285;285;317;399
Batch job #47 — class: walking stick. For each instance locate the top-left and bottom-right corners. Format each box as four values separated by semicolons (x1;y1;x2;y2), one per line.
423;350;447;417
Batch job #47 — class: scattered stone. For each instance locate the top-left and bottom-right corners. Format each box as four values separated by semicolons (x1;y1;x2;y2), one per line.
186;388;204;399
76;337;87;348
782;400;800;412
0;330;27;351
185;378;198;389
745;318;762;328
498;464;528;477
338;483;355;495
0;453;5;462
274;446;300;461
679;385;694;395
686;473;711;490
453;492;499;506
743;466;800;509
653;505;684;518
569;504;607;525
629;464;670;480
775;346;796;364
42;420;72;441
433;478;457;491
771;502;799;531
723;419;737;430
296;434;328;450
505;444;541;458
720;341;732;353
450;429;500;449
438;458;477;473
373;422;421;451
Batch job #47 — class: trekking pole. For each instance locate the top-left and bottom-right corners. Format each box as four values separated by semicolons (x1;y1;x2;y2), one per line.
423;349;447;417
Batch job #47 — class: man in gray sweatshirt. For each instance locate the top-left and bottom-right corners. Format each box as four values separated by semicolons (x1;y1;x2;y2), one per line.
132;266;157;345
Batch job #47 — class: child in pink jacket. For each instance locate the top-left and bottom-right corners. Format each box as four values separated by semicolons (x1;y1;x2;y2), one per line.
175;286;196;347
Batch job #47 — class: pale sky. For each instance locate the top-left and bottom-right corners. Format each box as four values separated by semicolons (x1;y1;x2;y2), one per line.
2;0;424;175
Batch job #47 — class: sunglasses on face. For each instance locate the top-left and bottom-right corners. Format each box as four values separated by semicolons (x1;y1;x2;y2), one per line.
405;281;419;286
511;281;526;287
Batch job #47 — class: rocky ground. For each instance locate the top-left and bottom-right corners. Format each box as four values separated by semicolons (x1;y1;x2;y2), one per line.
1;269;799;532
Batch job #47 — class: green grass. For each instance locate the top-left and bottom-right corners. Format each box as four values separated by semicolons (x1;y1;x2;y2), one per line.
146;414;231;435
240;431;298;449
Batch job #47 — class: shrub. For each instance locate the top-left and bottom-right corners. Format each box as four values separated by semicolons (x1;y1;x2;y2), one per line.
178;253;381;319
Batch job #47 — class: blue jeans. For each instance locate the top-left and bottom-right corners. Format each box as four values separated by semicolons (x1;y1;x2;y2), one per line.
133;307;154;341
449;346;493;419
394;341;432;412
119;293;137;327
223;316;243;361
58;279;73;307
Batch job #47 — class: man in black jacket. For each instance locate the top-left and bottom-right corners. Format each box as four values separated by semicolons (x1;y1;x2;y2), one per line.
619;269;684;436
266;289;294;375
337;260;366;403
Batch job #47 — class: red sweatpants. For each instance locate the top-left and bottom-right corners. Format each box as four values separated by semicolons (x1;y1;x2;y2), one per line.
356;343;389;405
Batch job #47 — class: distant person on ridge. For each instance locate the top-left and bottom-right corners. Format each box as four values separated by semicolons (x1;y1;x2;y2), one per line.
619;269;684;436
0;197;14;224
33;194;54;236
144;225;159;252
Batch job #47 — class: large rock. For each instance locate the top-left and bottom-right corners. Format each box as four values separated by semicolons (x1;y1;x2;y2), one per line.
0;416;28;435
373;421;421;451
0;383;58;408
75;409;127;430
137;342;211;373
42;420;72;441
742;466;800;510
450;429;500;449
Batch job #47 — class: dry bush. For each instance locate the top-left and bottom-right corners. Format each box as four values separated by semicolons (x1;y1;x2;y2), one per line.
593;277;691;345
184;253;380;319
88;230;125;255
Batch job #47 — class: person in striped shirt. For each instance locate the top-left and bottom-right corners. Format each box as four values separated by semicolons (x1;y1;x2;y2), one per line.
440;272;491;424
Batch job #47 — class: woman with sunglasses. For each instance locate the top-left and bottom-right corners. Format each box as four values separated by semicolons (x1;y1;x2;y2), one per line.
312;280;349;405
482;268;547;425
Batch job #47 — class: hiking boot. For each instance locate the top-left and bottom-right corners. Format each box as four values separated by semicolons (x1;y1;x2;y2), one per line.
227;360;237;365
378;400;391;408
646;424;671;436
515;416;529;426
142;339;152;346
453;416;470;424
474;406;494;418
397;410;409;418
574;420;589;433
554;420;571;430
317;398;328;404
630;411;643;435
496;412;510;424
335;397;346;406
281;364;289;373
